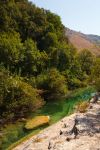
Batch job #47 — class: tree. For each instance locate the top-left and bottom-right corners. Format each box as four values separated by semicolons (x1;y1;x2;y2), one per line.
95;78;100;92
40;32;58;52
57;43;76;71
23;38;39;75
91;58;100;79
0;31;24;72
46;10;63;39
39;68;68;100
91;58;100;92
0;0;94;124
48;68;68;100
78;49;95;75
23;38;48;76
0;66;44;121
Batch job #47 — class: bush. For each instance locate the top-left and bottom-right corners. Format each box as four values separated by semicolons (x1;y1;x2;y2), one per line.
91;58;100;79
0;123;24;149
76;101;89;113
49;68;68;100
36;73;48;89
95;78;100;92
27;77;36;88
77;49;95;75
0;32;24;73
0;67;44;121
67;78;84;90
37;69;68;100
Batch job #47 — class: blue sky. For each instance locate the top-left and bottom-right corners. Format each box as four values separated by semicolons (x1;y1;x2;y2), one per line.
29;0;100;35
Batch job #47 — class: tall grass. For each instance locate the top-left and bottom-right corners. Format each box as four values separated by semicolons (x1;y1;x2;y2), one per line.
0;86;95;150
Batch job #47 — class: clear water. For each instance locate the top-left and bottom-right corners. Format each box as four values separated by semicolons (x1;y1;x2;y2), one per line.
1;87;95;150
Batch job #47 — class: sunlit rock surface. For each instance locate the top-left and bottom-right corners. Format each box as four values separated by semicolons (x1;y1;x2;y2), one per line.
14;101;100;150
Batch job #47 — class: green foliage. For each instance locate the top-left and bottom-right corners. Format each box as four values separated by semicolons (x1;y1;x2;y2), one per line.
0;66;9;108
36;73;48;89
91;58;100;79
0;67;44;122
27;77;36;88
48;68;67;99
67;78;84;90
23;38;48;75
0;123;24;150
95;78;100;92
78;49;95;75
0;0;98;125
0;0;68;123
0;31;24;73
23;39;39;75
91;58;100;91
57;43;74;70
39;68;68;100
40;32;58;51
46;10;63;39
0;1;99;149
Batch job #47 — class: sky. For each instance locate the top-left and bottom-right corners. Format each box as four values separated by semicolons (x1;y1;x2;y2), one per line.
29;0;100;35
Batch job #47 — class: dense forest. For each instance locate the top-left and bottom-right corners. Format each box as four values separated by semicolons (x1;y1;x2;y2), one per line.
0;0;100;124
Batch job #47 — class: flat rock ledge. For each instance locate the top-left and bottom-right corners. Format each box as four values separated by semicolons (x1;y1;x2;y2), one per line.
14;102;100;150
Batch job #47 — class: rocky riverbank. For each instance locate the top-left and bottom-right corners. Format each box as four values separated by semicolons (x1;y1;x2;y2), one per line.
14;101;100;150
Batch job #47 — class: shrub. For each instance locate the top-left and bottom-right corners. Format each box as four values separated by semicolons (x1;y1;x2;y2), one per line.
77;49;95;75
5;78;44;119
36;69;68;100
76;101;89;113
36;73;48;89
0;32;24;73
49;68;68;98
95;78;100;92
67;78;84;90
27;77;36;88
0;123;24;149
0;67;44;121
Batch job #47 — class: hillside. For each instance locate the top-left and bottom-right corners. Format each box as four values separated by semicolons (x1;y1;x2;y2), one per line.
87;34;100;45
0;1;100;149
65;28;100;56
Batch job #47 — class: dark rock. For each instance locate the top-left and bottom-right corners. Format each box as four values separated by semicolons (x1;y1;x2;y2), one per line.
66;137;71;142
60;130;63;135
63;123;67;128
48;142;52;149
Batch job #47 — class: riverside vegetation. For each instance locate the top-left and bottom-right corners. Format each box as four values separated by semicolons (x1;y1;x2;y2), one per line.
0;0;100;149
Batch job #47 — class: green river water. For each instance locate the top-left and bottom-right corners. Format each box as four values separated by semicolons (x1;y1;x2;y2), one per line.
0;86;95;150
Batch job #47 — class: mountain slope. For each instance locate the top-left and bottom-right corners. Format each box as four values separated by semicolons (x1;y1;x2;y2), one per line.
86;34;100;46
65;28;100;56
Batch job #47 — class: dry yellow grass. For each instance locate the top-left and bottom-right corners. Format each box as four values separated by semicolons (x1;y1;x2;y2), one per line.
67;29;100;56
34;136;48;143
76;101;89;113
25;116;50;130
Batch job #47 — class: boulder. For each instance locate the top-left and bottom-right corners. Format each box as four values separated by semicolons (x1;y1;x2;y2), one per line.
25;116;50;130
